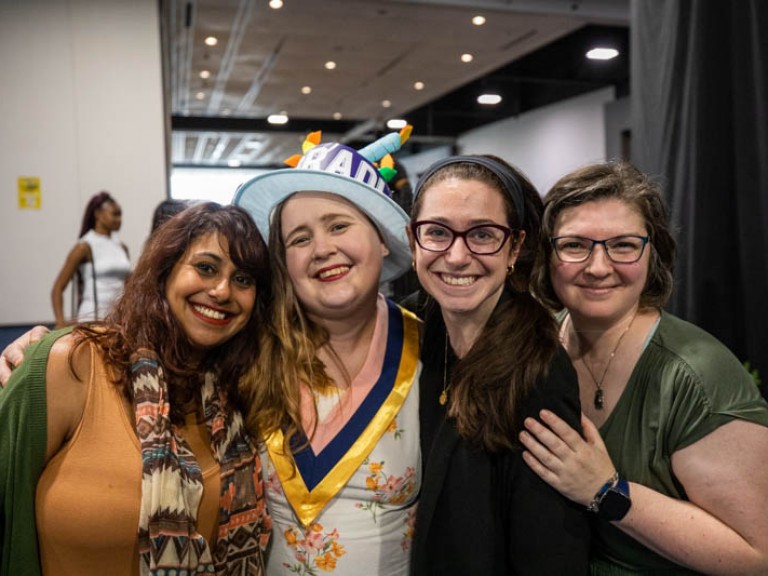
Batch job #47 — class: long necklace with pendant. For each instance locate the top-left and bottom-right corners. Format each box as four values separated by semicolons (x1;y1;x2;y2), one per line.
439;334;450;406
580;310;637;410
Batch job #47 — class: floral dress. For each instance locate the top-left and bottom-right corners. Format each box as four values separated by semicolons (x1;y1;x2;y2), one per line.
262;299;421;576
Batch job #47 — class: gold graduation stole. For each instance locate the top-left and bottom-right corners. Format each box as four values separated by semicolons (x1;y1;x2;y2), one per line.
264;302;420;527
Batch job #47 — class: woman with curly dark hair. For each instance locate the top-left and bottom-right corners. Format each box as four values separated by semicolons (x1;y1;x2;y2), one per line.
1;202;272;575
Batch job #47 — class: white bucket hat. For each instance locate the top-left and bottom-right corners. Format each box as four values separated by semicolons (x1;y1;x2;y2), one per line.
233;130;412;283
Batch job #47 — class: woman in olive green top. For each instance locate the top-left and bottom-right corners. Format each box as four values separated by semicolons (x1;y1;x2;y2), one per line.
521;162;768;575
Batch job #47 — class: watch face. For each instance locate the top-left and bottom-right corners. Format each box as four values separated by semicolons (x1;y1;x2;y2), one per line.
598;487;632;521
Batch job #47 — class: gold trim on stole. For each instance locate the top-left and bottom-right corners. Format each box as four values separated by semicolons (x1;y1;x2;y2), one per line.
265;306;420;527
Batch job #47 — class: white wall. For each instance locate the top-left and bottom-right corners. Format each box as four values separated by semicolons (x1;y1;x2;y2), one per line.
171;167;271;205
0;0;167;324
0;8;622;326
457;87;616;195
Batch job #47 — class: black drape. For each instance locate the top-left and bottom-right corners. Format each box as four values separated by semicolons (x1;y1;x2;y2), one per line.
632;0;768;395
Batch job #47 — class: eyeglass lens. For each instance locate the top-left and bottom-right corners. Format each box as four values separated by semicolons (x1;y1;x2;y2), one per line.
552;235;648;263
415;221;510;255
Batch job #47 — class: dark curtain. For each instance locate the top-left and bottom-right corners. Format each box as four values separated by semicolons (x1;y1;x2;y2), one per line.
631;0;768;394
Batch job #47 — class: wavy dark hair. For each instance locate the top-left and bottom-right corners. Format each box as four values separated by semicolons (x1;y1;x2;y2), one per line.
72;202;271;422
411;155;560;452
79;191;118;238
532;161;676;313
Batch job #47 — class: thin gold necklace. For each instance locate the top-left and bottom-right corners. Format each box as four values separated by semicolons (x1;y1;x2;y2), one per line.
439;334;450;406
579;310;637;410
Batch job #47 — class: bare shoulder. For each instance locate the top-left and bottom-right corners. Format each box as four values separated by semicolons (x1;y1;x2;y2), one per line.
45;333;91;461
70;240;92;260
47;332;92;378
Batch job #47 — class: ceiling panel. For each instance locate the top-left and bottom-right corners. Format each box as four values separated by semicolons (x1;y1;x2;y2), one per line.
163;0;629;167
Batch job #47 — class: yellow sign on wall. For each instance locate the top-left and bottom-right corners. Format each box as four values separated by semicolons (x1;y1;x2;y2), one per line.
18;176;42;209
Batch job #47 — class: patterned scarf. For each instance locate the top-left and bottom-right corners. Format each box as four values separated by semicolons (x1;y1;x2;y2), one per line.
130;351;272;575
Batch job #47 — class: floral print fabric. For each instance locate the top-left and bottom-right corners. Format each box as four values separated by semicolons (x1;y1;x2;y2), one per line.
262;379;420;576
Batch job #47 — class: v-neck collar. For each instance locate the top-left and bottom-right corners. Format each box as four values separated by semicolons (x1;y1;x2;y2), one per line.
264;300;420;527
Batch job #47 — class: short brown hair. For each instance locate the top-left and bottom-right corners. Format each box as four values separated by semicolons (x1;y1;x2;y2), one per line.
532;161;676;312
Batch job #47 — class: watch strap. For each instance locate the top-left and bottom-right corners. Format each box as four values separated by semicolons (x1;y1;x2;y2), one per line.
587;471;619;513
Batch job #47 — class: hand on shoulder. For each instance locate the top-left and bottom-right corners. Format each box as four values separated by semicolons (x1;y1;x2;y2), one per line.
0;325;51;387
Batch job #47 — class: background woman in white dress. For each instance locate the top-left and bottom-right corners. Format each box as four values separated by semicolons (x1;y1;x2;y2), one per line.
50;190;131;327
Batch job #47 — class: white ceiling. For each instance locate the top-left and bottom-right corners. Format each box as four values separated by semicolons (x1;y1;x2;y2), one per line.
162;0;629;167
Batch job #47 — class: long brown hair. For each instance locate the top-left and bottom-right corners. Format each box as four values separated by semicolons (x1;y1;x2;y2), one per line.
412;156;560;452
73;202;271;422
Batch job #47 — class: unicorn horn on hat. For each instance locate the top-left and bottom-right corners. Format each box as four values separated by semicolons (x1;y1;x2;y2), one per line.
359;125;412;163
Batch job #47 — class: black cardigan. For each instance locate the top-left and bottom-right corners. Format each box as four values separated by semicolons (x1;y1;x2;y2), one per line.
410;294;591;575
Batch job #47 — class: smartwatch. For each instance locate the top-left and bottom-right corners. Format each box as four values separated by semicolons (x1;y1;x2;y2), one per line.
587;473;632;521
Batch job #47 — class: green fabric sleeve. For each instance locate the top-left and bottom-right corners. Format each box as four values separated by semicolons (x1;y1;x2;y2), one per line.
0;328;72;576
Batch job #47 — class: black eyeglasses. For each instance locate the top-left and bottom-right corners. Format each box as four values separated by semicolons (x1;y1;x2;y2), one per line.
551;235;650;263
411;220;514;255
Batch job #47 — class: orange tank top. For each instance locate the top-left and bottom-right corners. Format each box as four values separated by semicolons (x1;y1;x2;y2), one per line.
35;345;221;575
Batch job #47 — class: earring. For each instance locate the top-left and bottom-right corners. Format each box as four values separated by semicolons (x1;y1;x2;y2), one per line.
411;261;416;271
507;264;515;276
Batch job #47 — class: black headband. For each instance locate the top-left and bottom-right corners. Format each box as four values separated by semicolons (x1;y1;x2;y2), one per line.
413;155;526;226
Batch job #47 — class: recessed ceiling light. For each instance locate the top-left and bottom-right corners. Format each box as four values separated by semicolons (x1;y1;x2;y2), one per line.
204;36;218;47
301;86;312;94
413;81;425;91
269;0;283;8
381;100;392;108
267;113;289;125
221;109;231;116
195;91;206;100
472;16;486;26
333;112;342;120
324;61;337;70
477;94;502;105
387;119;407;130
586;47;619;60
199;70;211;79
228;159;242;167
461;53;474;63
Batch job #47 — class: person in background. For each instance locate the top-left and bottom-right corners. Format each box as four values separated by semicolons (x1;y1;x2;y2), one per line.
1;198;190;380
151;198;194;232
50;191;131;328
1;202;272;575
407;155;590;575
521;161;768;575
234;130;420;575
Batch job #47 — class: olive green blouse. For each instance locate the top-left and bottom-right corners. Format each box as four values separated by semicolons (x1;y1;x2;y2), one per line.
583;311;768;575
